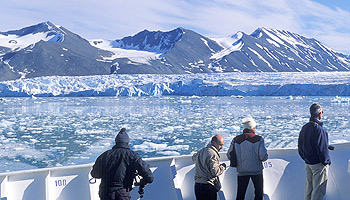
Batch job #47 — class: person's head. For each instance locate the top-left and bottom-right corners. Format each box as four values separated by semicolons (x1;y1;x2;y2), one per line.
310;103;323;120
211;134;224;151
242;115;256;130
115;128;130;145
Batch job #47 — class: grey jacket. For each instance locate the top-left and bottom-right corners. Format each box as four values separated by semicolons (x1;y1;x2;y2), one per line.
192;144;225;188
227;129;268;176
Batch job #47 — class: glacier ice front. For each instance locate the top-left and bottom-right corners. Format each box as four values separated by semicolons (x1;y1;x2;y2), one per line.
0;72;350;97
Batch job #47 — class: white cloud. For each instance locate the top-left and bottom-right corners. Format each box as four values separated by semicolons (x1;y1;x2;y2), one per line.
0;0;349;54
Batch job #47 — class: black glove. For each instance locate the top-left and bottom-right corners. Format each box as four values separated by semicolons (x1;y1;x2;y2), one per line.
220;163;227;170
328;145;334;150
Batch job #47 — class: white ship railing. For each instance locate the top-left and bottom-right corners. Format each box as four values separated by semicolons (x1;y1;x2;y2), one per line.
1;143;349;200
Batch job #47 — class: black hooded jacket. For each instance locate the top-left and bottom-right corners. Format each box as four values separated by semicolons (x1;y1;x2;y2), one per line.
91;143;154;195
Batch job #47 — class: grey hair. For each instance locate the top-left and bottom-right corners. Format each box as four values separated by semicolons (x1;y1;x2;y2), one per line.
310;103;322;117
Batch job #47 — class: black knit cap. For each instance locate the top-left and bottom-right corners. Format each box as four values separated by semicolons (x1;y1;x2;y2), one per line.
115;128;130;144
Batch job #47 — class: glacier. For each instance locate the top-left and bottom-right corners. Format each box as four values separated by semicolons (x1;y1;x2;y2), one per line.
0;72;350;97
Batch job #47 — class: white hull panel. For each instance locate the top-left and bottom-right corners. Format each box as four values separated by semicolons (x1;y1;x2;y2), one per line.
1;143;349;200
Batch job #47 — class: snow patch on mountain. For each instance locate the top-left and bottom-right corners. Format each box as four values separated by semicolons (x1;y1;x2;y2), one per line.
90;39;161;65
0;22;64;51
262;28;286;46
248;47;277;72
210;32;244;60
212;31;243;48
201;38;215;53
266;28;310;49
266;38;280;48
89;28;184;65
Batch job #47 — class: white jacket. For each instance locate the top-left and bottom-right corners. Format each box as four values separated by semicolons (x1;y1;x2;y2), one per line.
227;129;268;176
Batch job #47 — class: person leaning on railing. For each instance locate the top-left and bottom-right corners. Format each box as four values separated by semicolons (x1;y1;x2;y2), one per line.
192;134;227;200
91;128;154;200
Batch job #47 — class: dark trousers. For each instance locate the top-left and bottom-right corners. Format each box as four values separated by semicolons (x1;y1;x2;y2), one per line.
195;182;217;200
236;174;263;200
100;189;131;200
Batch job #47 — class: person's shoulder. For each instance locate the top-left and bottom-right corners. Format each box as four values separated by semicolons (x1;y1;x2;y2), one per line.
234;133;262;144
234;134;245;144
310;121;325;131
316;124;326;134
255;135;263;140
126;149;143;161
96;149;113;161
301;122;308;127
250;135;262;143
302;121;314;128
101;149;113;156
207;145;219;157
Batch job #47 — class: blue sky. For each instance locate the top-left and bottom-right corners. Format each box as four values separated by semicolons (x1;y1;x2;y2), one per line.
1;0;349;54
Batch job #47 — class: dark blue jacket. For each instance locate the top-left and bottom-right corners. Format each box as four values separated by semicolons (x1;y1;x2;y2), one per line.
91;143;154;197
298;117;331;165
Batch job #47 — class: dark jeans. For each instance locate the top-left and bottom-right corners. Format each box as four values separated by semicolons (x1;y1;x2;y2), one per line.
195;182;217;200
236;174;263;200
100;188;131;200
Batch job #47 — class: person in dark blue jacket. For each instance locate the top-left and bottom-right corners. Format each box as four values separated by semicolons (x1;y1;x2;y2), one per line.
298;103;331;200
91;128;154;200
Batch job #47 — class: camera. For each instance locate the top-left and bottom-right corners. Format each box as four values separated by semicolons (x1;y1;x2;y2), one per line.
138;185;145;198
135;178;146;198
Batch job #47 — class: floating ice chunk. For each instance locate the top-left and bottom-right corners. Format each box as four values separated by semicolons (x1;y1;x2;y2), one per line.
331;96;350;103
133;141;167;152
133;141;189;153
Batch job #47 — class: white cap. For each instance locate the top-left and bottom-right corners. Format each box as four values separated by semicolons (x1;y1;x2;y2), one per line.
242;115;257;129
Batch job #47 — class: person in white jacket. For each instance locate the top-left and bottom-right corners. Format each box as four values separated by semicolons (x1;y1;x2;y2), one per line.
227;115;268;200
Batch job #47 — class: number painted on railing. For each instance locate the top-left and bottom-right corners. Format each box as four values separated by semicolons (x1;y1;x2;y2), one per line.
55;179;67;187
263;161;273;169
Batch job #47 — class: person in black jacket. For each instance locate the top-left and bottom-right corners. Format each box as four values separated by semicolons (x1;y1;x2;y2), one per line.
298;103;331;200
91;128;154;200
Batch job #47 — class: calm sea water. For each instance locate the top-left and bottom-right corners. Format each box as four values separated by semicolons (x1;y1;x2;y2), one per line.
0;96;349;172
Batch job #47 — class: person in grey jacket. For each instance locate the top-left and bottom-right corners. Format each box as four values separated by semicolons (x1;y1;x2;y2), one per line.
227;115;268;200
192;134;226;200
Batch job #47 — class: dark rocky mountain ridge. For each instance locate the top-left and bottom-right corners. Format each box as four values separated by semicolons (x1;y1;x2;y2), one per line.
0;21;349;81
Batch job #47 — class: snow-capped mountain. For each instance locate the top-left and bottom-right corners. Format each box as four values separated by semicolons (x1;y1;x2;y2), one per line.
112;28;183;53
91;27;222;74
0;21;112;81
92;27;350;74
209;28;350;72
1;22;350;81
